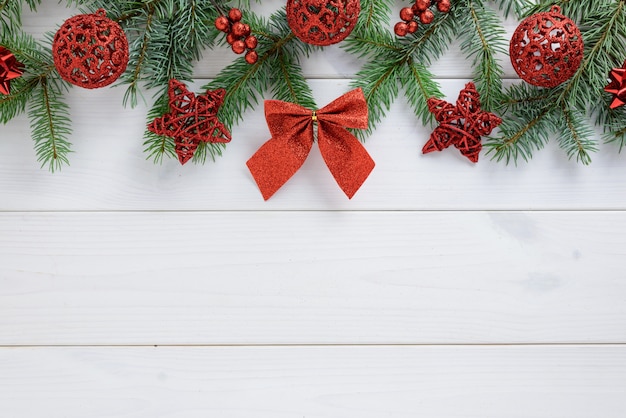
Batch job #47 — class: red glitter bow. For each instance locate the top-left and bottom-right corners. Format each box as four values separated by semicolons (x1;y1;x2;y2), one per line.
0;46;24;95
148;79;231;165
423;82;502;163
605;60;626;109
246;88;375;200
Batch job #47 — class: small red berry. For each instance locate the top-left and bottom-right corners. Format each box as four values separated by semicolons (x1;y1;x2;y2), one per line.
215;16;230;32
399;7;414;22
420;10;434;24
244;35;258;50
226;32;238;45
415;0;431;12
407;20;418;33
394;21;408;37
245;50;258;64
241;24;251;37
231;22;246;37
437;0;451;13
228;8;242;22
232;40;246;54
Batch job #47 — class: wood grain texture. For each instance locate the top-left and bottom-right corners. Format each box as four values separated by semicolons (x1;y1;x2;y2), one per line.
1;211;625;345
2;346;626;418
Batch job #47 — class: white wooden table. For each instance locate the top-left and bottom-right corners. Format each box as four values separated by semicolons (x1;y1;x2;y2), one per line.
2;2;626;416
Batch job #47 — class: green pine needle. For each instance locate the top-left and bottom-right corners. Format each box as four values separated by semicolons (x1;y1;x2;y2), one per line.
457;0;506;112
351;58;401;139
400;60;442;126
29;77;72;171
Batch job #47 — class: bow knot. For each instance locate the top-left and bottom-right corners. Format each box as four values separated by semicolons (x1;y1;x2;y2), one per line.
247;88;375;200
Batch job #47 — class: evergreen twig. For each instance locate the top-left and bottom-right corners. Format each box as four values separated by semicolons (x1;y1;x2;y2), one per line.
487;0;626;164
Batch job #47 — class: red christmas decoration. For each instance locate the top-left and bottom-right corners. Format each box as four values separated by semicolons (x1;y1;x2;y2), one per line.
423;82;502;163
395;0;451;37
0;46;24;95
148;80;231;165
509;6;583;88
214;8;258;64
286;0;360;46
52;9;129;89
605;60;626;109
246;88;374;200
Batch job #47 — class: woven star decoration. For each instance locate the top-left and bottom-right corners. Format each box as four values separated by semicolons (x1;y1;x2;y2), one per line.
148;79;231;165
605;60;626;109
422;82;501;163
0;46;24;95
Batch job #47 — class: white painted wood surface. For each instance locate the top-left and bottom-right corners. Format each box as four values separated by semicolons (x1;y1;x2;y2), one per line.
1;2;625;417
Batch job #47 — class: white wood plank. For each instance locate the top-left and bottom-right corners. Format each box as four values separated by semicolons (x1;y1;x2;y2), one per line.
2;345;625;418
2;78;626;211
1;211;625;345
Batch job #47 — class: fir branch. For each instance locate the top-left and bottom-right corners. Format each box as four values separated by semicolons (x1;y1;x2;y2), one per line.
343;28;401;60
522;0;615;22
272;49;316;108
0;76;38;123
351;58;401;138
143;87;176;164
458;0;506;112
120;2;158;107
488;1;626;164
485;83;555;163
485;106;553;164
205;9;316;129
493;0;531;18
400;59;442;126
29;76;72;171
356;0;393;36
0;0;40;30
1;31;59;122
405;9;456;66
554;105;596;164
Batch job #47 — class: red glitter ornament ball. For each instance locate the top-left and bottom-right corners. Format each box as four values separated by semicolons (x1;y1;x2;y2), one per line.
509;6;583;88
52;9;129;89
286;0;360;46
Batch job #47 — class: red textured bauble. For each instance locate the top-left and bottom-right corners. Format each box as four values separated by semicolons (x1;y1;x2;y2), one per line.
52;9;128;89
286;0;360;46
509;6;583;88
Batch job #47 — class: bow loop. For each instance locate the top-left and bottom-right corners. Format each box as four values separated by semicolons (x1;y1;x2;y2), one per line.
247;88;374;200
265;100;312;139
317;88;369;129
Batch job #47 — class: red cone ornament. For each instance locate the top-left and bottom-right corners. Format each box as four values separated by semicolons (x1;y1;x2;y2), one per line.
509;6;583;88
52;9;129;89
286;0;360;46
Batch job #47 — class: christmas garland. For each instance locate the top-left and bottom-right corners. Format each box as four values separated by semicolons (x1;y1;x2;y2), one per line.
2;0;626;175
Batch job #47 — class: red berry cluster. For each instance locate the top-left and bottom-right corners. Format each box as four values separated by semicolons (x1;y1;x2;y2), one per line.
215;8;258;64
394;0;451;37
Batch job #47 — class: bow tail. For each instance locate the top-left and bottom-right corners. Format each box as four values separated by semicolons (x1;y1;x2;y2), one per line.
246;130;314;200
317;122;375;199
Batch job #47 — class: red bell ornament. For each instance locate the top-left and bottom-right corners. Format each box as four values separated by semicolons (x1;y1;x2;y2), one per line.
286;0;360;46
509;6;583;88
52;9;129;89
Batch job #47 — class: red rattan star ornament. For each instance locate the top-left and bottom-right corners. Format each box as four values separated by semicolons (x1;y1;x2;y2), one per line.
423;82;502;163
605;60;626;109
148;80;231;165
0;46;24;95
